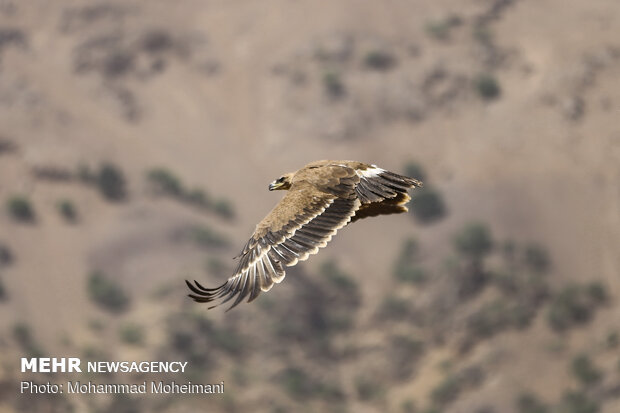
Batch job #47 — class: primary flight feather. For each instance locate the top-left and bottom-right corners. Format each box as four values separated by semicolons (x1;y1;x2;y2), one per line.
186;160;422;310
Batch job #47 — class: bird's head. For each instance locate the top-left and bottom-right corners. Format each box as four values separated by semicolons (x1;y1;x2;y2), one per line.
269;173;294;191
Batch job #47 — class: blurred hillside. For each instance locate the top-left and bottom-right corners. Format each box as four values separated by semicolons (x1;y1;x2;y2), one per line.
0;0;619;412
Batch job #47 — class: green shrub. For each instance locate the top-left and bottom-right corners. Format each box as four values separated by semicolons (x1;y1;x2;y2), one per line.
395;264;426;284
377;295;411;320
213;199;235;219
393;238;427;284
571;354;602;387
119;323;145;345
524;244;551;274
321;260;358;294
57;199;77;222
453;222;493;259
401;399;416;413
77;163;96;183
88;319;106;332
87;271;130;313
210;327;245;356
586;281;608;303
185;189;211;208
425;15;462;40
559;391;599;413
97;163;126;201
0;276;6;301
0;243;13;266
279;367;314;400
390;334;425;379
410;187;446;224
547;283;606;332
606;330;619;349
147;168;183;196
431;374;461;406
364;50;396;71
13;322;43;357
188;225;229;248
516;392;549;413
323;71;345;98
355;376;384;401
474;74;501;100
467;300;510;339
7;196;35;222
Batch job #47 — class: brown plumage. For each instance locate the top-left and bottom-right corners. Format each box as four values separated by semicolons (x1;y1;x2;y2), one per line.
186;160;422;310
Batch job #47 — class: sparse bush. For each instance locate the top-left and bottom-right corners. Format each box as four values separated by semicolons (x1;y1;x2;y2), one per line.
210;327;245;356
547;282;606;332
147;168;183;196
88;319;106;332
147;167;223;214
431;374;461;406
0;243;13;266
467;300;511;339
559;391;599;413
571;354;602;387
393;238;427;284
364;50;396;71
188;225;229;248
97;163;127;201
454;222;493;259
213;199;235;219
320;260;359;306
377;295;411;321
279;367;315;400
401;399;416;413
57;199;77;222
606;330;619;349
141;30;173;53
7;196;35;222
390;334;425;379
524;244;551;274
13;322;43;357
77;163;96;183
0;276;6;301
0;137;17;155
103;51;134;78
516;393;549;413
474;74;501;100
425;15;462;40
404;161;426;182
185;189;211;209
119;323;145;345
355;376;384;401
87;271;130;313
410;187;446;224
323;71;345;98
467;299;537;338
586;281;608;303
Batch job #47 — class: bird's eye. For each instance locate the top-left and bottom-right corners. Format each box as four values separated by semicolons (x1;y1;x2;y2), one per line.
278;177;285;183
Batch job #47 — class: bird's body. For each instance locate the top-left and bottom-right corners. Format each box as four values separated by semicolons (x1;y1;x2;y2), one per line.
186;160;422;310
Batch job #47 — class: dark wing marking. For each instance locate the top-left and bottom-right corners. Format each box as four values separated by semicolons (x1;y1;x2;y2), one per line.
351;167;422;222
186;196;360;310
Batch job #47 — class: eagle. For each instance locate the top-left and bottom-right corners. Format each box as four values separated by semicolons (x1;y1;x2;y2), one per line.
186;160;422;310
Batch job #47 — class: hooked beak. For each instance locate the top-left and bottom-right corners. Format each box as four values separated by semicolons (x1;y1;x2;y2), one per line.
269;180;287;191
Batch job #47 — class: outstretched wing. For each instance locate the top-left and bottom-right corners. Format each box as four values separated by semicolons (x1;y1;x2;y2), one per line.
351;165;422;223
186;183;361;310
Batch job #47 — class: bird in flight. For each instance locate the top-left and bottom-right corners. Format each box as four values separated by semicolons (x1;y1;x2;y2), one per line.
186;160;422;310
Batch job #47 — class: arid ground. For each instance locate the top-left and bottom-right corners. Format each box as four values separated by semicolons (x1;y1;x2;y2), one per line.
0;1;619;412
